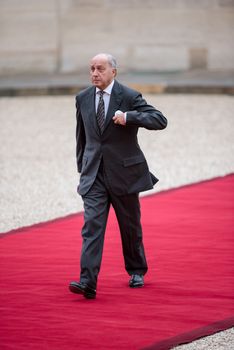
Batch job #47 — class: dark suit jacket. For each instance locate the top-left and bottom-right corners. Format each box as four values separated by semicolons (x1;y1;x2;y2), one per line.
76;80;167;196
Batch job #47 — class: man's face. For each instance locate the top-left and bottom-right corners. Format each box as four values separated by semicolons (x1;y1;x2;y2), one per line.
90;55;116;90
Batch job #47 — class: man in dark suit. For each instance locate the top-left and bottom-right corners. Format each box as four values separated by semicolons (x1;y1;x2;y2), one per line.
69;53;167;299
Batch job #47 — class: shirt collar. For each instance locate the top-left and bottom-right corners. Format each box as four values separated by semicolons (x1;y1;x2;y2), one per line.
96;80;115;95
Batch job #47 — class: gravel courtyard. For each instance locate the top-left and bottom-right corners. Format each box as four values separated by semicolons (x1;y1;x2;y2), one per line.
1;94;233;233
0;93;233;349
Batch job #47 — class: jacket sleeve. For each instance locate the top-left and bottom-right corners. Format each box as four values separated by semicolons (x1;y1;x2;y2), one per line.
126;93;167;130
75;96;86;173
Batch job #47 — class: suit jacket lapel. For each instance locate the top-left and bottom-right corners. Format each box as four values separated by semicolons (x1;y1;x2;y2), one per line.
104;80;122;132
84;87;100;136
83;81;123;136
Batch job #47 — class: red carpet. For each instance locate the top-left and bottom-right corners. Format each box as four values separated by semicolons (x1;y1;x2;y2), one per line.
1;175;234;350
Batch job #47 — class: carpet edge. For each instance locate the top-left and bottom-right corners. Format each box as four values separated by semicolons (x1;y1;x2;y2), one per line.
0;211;83;238
142;316;234;350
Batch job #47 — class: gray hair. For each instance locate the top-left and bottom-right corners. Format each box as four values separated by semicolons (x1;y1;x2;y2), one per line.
106;54;117;69
95;53;117;69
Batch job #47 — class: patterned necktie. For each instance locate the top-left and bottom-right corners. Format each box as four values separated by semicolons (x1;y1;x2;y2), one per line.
96;90;105;133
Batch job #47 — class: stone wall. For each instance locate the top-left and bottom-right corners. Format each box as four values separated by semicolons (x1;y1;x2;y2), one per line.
0;0;234;75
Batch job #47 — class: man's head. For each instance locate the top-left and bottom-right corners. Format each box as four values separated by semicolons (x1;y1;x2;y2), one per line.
90;53;117;90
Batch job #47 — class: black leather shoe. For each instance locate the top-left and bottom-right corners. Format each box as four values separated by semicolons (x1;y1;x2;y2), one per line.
69;281;96;299
129;274;144;288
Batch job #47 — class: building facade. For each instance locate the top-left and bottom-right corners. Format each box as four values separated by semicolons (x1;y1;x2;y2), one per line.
0;0;234;75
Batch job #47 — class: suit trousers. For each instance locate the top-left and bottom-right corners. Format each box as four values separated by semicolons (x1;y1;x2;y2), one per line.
80;161;148;289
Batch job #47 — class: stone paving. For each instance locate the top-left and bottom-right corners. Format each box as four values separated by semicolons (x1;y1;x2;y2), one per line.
0;93;233;348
